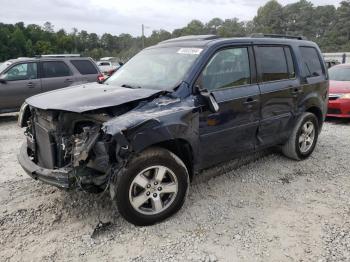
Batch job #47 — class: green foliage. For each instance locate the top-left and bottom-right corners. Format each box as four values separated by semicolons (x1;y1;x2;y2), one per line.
0;1;349;61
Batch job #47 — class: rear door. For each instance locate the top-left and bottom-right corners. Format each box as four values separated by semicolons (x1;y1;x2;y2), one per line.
0;62;41;111
40;61;74;92
198;46;261;168
255;45;300;147
70;59;99;83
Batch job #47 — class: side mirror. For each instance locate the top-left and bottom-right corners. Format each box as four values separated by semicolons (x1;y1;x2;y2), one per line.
0;75;7;84
200;89;219;113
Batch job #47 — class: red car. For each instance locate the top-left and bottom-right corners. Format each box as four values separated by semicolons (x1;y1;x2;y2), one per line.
327;64;350;118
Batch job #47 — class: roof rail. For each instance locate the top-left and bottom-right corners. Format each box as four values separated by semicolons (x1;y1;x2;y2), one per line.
36;54;81;58
250;33;307;40
159;35;219;44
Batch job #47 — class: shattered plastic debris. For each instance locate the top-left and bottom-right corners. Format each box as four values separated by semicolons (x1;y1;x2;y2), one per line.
91;220;112;238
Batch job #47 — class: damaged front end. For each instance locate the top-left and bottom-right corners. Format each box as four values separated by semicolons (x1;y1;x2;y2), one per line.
18;108;116;192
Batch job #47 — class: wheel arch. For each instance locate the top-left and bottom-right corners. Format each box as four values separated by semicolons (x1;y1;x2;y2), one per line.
305;105;324;130
18;103;32;128
137;138;195;181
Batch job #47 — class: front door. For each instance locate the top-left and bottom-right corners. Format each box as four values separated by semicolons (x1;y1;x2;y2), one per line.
0;62;40;112
197;46;261;169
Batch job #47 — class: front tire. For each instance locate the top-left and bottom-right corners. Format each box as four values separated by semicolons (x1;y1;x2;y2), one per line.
282;112;319;160
115;147;189;226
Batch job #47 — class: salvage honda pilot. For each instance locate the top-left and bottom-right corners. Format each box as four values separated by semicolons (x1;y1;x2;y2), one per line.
18;35;329;226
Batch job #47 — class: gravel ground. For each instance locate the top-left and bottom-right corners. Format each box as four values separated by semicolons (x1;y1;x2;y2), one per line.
0;113;350;262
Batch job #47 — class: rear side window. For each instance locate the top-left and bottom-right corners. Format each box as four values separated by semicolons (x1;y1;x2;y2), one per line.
42;61;72;78
300;47;323;77
70;60;98;75
258;46;292;82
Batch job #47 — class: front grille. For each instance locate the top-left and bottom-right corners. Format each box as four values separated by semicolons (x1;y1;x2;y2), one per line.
327;108;342;115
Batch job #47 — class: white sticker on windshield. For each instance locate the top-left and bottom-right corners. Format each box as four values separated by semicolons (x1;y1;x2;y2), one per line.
177;48;203;55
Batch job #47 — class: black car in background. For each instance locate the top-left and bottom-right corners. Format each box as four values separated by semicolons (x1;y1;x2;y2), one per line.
18;35;328;226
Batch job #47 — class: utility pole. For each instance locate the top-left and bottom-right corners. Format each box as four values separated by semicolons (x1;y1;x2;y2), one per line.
142;24;145;49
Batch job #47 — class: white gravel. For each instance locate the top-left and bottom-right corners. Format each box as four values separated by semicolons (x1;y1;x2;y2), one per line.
0;113;350;262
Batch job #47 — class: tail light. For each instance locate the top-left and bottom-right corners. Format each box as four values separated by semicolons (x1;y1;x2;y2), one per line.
107;69;116;76
97;74;105;83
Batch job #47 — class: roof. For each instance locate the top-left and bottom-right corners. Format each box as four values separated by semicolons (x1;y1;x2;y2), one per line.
4;56;93;64
155;34;315;48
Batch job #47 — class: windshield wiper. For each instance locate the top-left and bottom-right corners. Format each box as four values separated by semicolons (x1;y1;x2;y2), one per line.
121;84;141;89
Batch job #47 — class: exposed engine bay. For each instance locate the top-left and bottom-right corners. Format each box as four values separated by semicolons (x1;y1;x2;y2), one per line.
24;107;125;192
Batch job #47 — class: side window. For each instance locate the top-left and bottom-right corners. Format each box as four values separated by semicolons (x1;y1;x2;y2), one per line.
258;46;290;82
284;47;296;79
70;60;98;75
42;61;72;78
4;63;38;81
199;47;251;91
300;47;323;78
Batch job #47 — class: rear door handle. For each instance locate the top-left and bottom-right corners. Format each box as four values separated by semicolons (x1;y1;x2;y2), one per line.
27;82;35;88
243;97;258;105
65;78;73;83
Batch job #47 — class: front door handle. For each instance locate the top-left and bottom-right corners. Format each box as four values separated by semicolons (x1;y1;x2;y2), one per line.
65;79;73;83
27;82;35;88
243;97;258;105
290;86;303;95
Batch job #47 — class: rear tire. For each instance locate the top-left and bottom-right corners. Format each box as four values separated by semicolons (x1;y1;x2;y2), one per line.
282;112;319;160
115;147;189;226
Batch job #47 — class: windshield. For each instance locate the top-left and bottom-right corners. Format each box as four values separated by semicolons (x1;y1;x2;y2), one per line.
105;47;202;90
0;61;12;74
329;66;350;81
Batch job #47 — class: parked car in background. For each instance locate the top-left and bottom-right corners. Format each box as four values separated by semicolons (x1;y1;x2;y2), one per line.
96;60;122;78
327;64;350;118
325;59;340;69
18;35;328;226
0;55;103;114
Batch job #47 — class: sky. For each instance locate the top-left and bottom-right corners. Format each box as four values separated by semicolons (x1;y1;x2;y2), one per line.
0;0;343;36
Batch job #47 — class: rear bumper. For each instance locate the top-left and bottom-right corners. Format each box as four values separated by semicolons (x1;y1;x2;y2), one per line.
18;142;74;189
327;99;350;118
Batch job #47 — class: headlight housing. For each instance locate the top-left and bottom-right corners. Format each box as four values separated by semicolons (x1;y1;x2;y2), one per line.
340;93;350;99
18;102;29;128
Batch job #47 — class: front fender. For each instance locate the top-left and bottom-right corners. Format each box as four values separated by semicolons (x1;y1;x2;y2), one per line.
102;96;199;160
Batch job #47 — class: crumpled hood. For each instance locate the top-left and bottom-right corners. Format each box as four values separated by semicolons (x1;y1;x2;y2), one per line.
26;83;163;113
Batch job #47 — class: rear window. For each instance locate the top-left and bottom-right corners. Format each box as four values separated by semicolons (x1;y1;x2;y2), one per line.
300;47;323;78
42;61;72;78
258;46;292;82
70;60;98;75
98;62;111;66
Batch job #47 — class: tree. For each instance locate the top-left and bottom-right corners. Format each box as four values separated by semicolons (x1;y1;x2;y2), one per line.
217;18;245;37
336;0;350;41
0;1;349;62
206;18;224;34
253;0;284;34
282;0;315;38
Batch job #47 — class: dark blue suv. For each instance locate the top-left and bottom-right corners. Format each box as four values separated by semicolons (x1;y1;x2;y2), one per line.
18;35;329;225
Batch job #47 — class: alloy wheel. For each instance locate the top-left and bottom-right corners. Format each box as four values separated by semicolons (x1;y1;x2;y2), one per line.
129;165;178;215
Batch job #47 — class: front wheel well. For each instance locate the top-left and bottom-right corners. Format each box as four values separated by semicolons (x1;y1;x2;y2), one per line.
145;139;194;181
18;104;32;128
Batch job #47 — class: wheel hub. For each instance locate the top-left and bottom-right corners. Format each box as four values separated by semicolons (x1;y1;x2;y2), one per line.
129;165;178;215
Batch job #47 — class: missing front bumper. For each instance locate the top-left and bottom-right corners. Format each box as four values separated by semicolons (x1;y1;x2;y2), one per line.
18;142;74;189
